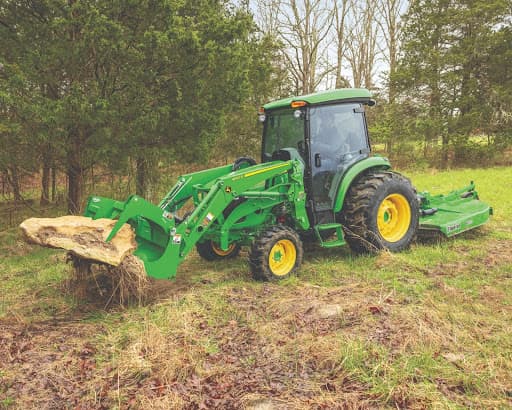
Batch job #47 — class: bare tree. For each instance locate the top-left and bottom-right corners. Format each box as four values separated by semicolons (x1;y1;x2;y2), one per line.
345;0;379;89
255;0;282;35
376;0;407;102
254;0;395;93
334;0;351;88
268;0;334;94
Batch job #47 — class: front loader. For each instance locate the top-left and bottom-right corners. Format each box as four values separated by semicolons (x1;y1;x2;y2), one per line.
75;88;492;281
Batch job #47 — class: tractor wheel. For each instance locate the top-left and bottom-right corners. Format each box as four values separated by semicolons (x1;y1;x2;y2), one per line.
340;171;419;254
196;240;241;261
249;226;303;281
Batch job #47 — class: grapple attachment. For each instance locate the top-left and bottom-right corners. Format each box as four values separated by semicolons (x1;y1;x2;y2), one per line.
84;195;180;279
418;181;492;237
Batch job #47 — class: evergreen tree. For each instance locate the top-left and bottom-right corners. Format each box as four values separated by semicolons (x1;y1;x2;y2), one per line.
394;0;511;167
0;0;272;210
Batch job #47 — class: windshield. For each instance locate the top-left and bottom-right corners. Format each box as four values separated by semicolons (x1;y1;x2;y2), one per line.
262;109;305;161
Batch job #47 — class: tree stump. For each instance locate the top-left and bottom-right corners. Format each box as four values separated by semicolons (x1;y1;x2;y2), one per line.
20;216;150;305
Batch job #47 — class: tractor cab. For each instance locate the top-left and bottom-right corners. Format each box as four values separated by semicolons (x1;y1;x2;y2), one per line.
260;89;374;224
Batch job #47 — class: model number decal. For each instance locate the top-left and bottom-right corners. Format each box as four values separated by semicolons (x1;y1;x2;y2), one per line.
447;223;461;233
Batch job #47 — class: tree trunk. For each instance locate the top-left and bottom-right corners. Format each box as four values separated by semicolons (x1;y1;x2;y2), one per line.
67;132;83;214
1;169;6;196
67;163;83;214
6;166;22;202
135;156;147;197
51;166;57;202
335;0;349;88
441;134;449;169
40;162;50;206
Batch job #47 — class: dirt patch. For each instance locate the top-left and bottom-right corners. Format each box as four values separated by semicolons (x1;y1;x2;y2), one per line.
2;240;36;257
482;239;512;267
95;284;385;409
426;239;512;277
124;321;374;409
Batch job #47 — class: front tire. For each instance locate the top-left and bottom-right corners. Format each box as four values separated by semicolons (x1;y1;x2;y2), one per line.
249;226;303;281
340;171;419;254
196;240;241;261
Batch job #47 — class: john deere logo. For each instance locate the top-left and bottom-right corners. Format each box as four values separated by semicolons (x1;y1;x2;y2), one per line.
225;186;232;193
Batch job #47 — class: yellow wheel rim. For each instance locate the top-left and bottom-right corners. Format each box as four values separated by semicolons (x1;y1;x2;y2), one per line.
377;193;411;242
211;242;237;256
268;239;297;276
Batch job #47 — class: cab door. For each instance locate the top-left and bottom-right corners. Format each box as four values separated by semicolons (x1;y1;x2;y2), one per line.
309;103;370;217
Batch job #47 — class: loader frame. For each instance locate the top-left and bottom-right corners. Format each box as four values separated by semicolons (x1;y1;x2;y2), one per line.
85;159;310;279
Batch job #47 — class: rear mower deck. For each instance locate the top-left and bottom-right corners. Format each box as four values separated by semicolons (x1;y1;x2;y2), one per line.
418;182;492;237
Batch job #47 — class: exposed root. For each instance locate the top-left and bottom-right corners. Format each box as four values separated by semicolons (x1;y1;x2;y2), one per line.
65;253;150;307
108;255;150;306
19;215;149;307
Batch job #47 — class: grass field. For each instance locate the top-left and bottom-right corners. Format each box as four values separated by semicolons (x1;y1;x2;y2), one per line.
1;167;511;409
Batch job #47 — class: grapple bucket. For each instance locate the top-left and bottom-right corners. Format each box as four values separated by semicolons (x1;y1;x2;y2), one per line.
418;182;492;237
84;195;180;279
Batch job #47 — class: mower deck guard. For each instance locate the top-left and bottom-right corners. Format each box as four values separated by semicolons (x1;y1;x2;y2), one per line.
418;182;492;237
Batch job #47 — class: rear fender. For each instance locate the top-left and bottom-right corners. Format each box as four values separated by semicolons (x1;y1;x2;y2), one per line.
332;156;391;213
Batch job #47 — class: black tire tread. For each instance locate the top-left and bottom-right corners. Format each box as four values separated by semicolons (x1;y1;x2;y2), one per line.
249;225;303;281
340;170;419;254
196;240;241;261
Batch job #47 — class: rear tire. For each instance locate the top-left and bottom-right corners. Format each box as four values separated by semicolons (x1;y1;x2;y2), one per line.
340;171;419;254
196;240;241;261
249;226;303;281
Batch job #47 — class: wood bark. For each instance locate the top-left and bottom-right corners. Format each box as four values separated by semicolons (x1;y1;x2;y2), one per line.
20;216;137;266
4;165;22;202
51;166;57;202
135;156;147;197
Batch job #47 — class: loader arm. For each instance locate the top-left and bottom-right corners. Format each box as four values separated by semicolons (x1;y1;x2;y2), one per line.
85;159;308;279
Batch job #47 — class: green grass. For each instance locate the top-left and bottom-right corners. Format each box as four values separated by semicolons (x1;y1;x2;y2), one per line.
1;167;511;409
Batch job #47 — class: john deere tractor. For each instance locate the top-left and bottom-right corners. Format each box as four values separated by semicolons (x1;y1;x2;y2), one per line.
84;88;492;281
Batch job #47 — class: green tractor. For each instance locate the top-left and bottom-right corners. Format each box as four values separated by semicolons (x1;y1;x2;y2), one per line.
84;88;492;281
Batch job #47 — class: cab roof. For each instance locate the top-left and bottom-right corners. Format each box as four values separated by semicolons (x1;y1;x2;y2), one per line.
263;88;372;111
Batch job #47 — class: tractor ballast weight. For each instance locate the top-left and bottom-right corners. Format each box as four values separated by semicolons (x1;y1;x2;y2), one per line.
84;88;492;280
